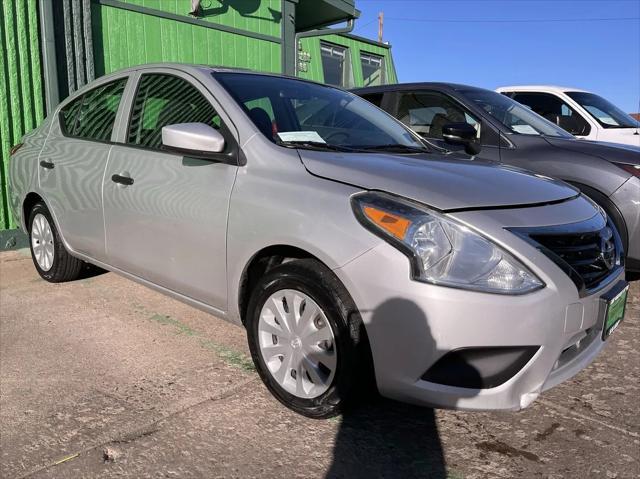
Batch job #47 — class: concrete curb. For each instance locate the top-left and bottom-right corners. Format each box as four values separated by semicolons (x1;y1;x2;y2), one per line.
0;229;28;251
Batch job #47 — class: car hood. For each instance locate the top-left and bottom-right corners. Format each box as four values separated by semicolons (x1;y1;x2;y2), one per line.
298;151;579;211
543;137;640;166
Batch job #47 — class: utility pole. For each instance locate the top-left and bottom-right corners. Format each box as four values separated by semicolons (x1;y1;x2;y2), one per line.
378;11;384;43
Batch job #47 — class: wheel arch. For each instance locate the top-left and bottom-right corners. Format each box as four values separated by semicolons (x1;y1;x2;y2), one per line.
237;245;322;326
22;192;46;231
22;192;72;253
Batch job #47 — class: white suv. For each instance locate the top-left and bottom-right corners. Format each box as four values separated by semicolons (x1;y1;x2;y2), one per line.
497;85;640;147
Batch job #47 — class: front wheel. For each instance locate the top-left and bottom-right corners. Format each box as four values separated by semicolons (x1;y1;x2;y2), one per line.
246;259;372;418
28;202;83;282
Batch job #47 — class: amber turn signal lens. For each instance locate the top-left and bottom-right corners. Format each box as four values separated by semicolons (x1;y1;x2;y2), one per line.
363;205;412;240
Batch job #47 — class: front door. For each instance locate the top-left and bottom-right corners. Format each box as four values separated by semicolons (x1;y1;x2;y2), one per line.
103;72;238;309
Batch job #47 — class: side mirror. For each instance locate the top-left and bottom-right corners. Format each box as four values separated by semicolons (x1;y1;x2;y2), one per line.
442;122;481;155
162;122;225;157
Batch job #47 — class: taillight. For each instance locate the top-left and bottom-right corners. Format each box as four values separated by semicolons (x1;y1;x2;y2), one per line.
613;162;640;178
9;143;24;156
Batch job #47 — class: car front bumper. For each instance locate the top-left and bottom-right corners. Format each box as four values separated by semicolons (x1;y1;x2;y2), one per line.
333;196;626;411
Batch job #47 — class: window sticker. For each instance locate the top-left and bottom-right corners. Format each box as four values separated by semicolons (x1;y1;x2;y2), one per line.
277;131;326;143
511;124;539;135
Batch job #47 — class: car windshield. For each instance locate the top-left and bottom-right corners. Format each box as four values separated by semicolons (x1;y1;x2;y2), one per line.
213;72;426;152
456;87;573;138
565;91;639;129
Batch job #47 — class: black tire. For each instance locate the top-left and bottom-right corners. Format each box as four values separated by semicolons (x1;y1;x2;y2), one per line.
28;202;83;283
246;258;373;418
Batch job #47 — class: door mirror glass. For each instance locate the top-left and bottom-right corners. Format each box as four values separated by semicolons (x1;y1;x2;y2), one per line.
442;122;481;155
162;123;225;156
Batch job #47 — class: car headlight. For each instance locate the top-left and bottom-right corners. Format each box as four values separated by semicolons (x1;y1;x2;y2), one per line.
351;192;544;294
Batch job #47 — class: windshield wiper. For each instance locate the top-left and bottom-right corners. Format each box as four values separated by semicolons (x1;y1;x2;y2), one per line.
277;140;355;152
352;144;429;153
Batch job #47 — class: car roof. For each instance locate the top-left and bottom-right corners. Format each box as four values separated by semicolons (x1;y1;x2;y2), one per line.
97;62;328;85
351;82;488;95
496;85;591;94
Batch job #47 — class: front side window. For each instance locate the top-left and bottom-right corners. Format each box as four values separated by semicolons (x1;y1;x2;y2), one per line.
360;52;385;87
214;72;425;152
460;89;574;138
508;92;590;136
396;91;480;141
320;42;351;88
60;78;127;141
565;91;639;129
128;74;221;149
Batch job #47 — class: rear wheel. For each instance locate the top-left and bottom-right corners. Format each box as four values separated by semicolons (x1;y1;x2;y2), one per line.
246;259;372;418
28;202;83;282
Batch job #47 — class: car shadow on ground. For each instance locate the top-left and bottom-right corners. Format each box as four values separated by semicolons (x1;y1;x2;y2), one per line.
77;262;109;280
326;398;447;478
326;297;481;479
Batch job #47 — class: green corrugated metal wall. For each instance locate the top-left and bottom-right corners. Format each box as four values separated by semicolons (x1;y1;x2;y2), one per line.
0;0;396;237
92;1;281;76
0;0;44;230
299;34;397;87
120;0;281;38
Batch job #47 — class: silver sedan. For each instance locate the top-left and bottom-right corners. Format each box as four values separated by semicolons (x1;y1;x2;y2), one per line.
8;65;628;417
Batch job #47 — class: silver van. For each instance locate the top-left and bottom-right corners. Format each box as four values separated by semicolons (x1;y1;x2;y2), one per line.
8;65;628;418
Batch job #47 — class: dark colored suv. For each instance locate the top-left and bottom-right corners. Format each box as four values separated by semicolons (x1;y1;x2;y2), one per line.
352;83;640;275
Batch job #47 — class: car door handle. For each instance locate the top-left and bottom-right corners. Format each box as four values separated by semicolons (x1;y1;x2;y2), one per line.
111;174;134;186
39;160;54;169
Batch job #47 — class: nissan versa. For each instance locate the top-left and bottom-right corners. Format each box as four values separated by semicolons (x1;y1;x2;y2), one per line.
8;65;629;418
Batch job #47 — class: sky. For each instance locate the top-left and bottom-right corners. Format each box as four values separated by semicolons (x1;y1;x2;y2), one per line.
352;0;640;113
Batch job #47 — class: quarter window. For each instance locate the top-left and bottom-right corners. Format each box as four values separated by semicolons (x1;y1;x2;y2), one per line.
128;74;222;149
396;91;480;141
360;52;385;87
320;42;351;88
60;78;127;141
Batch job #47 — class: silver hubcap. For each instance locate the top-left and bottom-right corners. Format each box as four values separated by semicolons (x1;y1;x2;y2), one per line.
258;289;337;399
31;214;54;271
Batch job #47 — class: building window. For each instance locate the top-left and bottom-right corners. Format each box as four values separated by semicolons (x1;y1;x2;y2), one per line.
360;52;385;87
320;42;350;88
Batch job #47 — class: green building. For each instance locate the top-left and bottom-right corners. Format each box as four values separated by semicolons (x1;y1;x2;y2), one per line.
0;0;396;243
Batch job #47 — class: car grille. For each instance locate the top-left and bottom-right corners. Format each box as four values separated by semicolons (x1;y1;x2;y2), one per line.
530;226;616;289
509;212;622;295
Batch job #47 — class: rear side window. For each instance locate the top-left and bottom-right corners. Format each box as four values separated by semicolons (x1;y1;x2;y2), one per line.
60;78;127;141
127;74;221;149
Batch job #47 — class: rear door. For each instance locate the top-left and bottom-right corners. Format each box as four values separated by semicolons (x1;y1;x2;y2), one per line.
38;76;129;260
103;70;238;310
